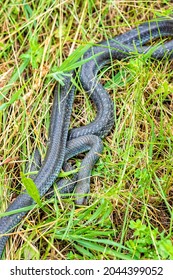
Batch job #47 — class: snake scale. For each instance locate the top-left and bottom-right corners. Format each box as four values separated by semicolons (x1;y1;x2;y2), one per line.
0;18;173;258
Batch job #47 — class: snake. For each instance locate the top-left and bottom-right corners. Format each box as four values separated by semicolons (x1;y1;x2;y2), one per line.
0;17;173;258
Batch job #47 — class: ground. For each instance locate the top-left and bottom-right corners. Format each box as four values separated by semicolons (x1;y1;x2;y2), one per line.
0;0;173;260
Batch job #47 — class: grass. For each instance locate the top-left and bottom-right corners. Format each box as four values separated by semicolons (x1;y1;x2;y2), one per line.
0;0;173;260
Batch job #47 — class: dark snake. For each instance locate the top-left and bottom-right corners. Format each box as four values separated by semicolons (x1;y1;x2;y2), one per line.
0;18;173;258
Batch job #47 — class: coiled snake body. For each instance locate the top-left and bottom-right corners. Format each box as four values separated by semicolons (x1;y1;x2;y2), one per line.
0;18;173;258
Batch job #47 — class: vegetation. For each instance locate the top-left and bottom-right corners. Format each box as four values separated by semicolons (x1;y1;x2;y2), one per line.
0;0;173;260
